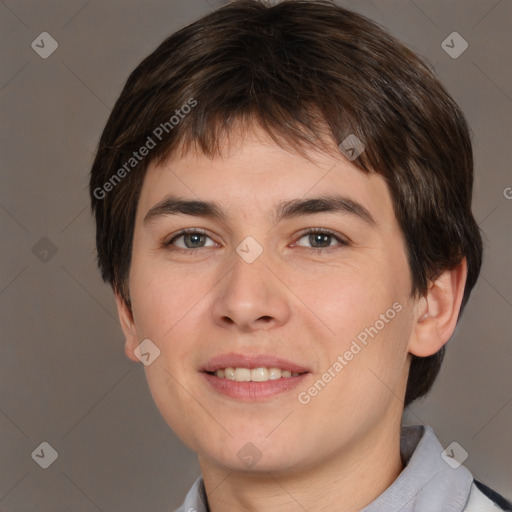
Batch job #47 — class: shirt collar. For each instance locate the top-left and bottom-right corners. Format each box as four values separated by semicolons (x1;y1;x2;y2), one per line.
177;425;474;512
361;425;473;512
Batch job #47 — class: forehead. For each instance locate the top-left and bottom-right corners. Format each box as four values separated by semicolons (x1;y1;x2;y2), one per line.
136;125;394;227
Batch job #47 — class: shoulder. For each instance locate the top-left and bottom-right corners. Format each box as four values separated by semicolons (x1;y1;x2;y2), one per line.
464;480;512;511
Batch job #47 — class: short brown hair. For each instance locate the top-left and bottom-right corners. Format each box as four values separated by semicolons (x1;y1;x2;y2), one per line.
89;0;483;406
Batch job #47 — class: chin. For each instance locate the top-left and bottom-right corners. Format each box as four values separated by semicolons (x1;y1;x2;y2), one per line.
198;435;311;474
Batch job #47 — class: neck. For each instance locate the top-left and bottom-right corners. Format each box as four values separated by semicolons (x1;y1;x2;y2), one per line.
199;421;404;512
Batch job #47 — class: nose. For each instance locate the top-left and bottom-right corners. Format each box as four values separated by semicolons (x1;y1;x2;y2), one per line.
210;247;292;333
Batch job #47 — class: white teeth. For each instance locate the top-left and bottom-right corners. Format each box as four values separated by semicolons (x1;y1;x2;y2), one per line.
251;367;268;382
234;368;251;381
268;367;282;380
213;367;302;381
224;367;235;380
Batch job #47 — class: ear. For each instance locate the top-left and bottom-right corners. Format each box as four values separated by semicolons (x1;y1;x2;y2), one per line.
114;290;140;363
408;258;468;357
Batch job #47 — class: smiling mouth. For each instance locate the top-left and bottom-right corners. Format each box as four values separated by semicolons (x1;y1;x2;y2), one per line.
205;367;307;381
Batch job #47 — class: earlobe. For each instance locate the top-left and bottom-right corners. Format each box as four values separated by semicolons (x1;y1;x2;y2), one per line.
114;290;140;363
408;259;468;358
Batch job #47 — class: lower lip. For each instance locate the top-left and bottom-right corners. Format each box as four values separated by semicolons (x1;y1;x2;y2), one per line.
202;372;309;401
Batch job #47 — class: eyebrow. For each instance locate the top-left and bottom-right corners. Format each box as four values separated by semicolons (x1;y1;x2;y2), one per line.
143;194;376;226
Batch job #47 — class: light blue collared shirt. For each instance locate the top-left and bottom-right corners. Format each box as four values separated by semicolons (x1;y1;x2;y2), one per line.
174;425;507;511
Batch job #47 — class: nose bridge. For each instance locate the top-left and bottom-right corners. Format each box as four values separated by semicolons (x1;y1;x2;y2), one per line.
225;238;274;307
211;237;290;330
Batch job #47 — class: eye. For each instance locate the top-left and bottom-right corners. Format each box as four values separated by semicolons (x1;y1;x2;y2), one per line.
294;228;349;253
163;228;349;254
165;229;217;251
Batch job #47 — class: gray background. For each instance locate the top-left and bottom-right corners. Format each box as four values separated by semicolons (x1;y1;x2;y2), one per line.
1;0;511;510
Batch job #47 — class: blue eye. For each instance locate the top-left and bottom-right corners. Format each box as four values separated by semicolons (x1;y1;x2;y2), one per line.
165;229;215;250
164;228;349;254
294;229;349;253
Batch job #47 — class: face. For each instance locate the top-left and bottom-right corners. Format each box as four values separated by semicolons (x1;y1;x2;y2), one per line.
119;124;421;474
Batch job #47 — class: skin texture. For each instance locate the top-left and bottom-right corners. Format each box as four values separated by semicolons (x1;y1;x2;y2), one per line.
116;123;467;511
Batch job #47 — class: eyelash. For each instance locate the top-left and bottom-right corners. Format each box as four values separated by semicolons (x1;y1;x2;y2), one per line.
163;228;350;255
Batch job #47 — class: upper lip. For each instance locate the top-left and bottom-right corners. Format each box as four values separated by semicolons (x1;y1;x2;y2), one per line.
202;352;310;373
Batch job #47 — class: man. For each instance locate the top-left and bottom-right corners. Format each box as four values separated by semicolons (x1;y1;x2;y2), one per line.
89;1;511;510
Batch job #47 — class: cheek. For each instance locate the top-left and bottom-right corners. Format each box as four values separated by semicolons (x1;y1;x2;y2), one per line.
338;301;414;407
129;257;209;340
128;262;208;445
295;255;413;395
294;257;399;334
